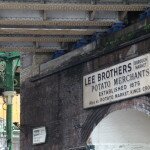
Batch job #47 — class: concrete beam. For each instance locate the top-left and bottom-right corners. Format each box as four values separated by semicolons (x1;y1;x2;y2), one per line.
0;37;80;42
0;3;148;11
0;47;63;52
30;18;150;81
0;28;97;35
0;20;114;27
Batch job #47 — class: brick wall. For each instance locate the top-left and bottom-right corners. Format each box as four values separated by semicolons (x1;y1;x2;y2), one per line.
20;22;150;150
20;52;52;82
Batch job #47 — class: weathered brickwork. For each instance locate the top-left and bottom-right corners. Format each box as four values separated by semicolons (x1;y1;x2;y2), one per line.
21;26;150;150
20;52;52;82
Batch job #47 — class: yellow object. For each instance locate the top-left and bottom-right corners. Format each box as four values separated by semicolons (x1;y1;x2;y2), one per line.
0;95;20;123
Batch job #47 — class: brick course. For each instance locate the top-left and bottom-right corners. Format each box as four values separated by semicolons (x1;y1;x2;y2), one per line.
21;30;150;149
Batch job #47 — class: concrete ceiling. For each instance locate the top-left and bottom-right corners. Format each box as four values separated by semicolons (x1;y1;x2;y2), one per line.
0;0;148;52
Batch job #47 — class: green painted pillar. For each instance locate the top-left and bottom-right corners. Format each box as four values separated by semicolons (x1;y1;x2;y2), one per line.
5;59;14;91
3;58;15;150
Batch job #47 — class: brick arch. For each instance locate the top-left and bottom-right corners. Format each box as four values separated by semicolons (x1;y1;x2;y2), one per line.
81;95;150;143
81;105;110;143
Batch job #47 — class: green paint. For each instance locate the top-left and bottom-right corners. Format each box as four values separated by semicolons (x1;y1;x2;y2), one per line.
0;52;20;93
0;120;20;138
0;52;20;150
0;61;6;89
5;59;14;150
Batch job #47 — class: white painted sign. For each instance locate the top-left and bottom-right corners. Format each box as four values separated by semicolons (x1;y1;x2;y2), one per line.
83;53;150;108
33;127;46;145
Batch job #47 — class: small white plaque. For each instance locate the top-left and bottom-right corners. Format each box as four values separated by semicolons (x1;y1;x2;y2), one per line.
33;127;46;145
83;53;150;108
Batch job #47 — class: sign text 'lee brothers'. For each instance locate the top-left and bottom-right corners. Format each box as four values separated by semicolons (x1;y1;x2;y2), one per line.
83;53;150;108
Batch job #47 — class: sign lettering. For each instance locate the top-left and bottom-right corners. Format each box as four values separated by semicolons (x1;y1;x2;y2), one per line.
83;53;150;108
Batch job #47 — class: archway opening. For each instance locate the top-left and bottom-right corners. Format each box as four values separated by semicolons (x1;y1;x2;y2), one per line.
87;109;150;150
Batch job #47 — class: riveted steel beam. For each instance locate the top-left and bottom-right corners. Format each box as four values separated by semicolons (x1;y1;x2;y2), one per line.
0;3;148;11
0;47;62;52
0;28;97;35
0;37;80;42
0;20;114;27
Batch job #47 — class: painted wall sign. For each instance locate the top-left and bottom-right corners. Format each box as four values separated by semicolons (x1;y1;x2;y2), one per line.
83;53;150;108
33;127;46;145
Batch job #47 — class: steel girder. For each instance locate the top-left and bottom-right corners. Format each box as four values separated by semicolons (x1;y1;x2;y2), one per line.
0;1;148;52
0;3;147;11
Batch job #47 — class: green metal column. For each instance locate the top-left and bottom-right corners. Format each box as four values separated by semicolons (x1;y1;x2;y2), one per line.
5;59;14;90
5;58;14;150
0;52;19;150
